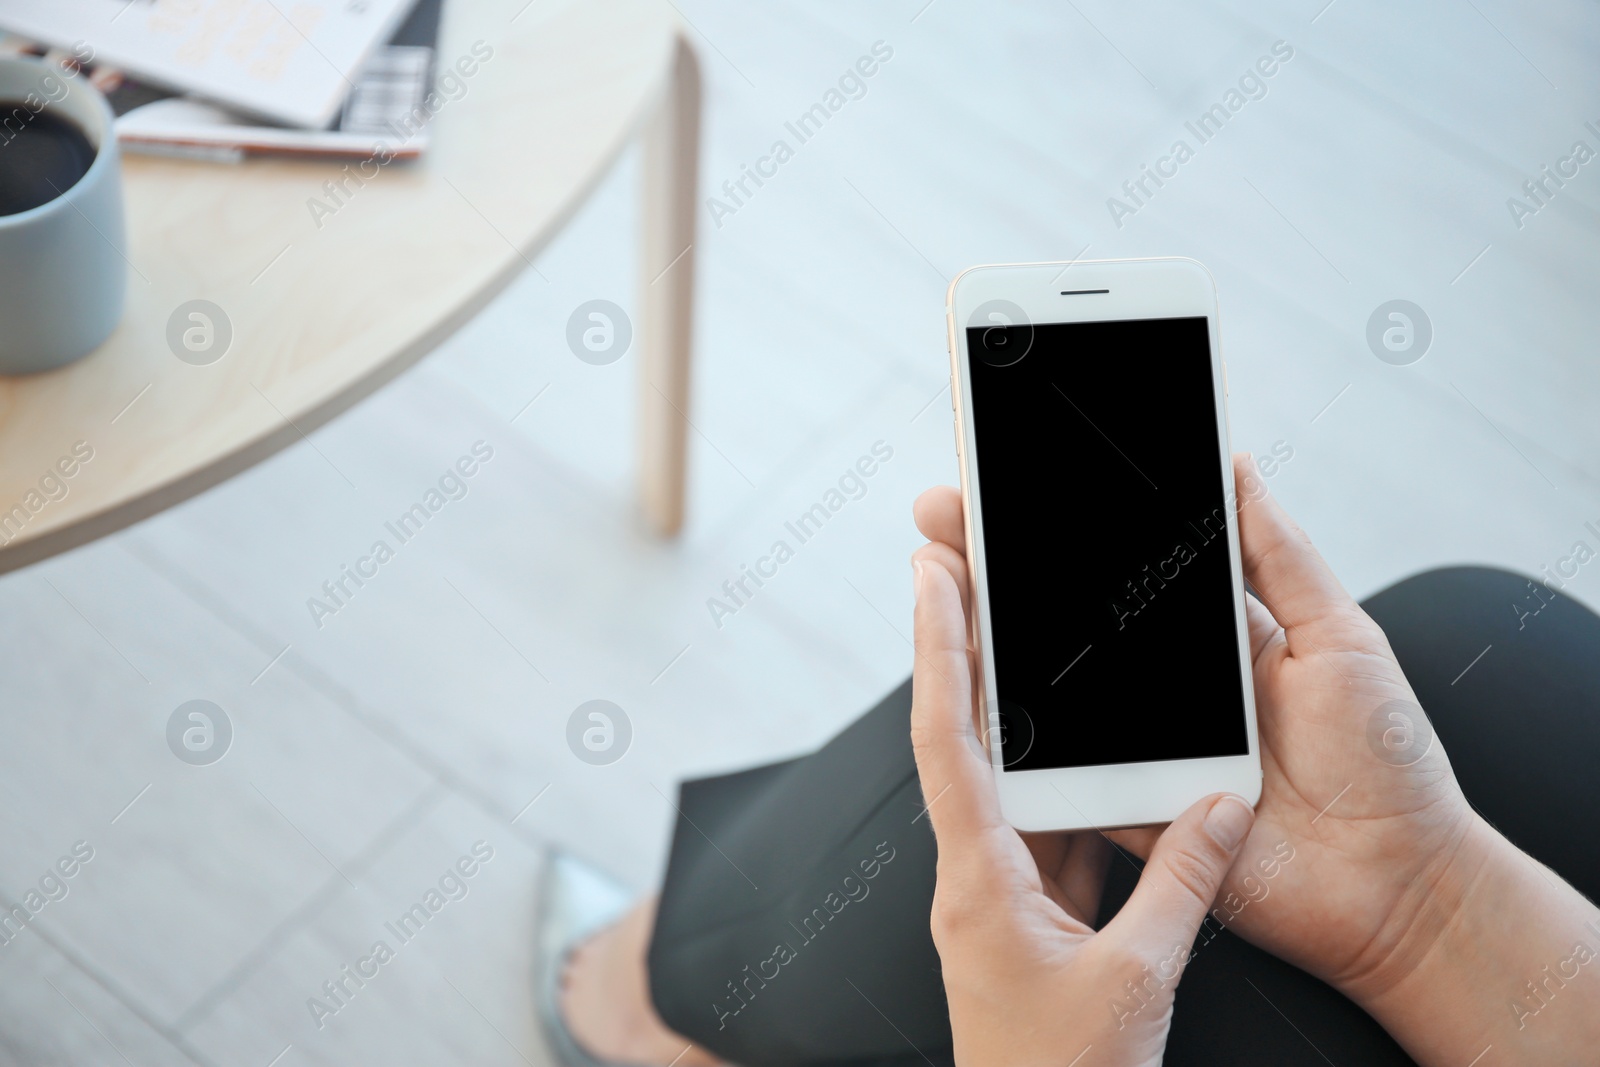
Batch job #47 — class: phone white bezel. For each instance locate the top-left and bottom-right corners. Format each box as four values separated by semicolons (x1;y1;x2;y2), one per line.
946;257;1261;832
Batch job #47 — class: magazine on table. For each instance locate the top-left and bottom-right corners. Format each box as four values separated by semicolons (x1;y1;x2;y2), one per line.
0;0;444;162
0;0;416;128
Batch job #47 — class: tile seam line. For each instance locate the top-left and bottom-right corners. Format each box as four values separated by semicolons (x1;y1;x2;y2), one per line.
118;537;557;855
171;781;448;1035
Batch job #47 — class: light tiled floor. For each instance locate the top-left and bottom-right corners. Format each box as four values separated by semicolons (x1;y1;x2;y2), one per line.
3;0;1598;1063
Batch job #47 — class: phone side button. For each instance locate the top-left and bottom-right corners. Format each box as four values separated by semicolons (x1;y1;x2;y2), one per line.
1223;360;1229;396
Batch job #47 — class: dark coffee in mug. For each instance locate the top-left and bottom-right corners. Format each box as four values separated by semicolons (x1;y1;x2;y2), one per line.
0;103;97;216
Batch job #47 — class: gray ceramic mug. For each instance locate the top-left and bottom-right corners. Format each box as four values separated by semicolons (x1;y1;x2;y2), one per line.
0;56;126;375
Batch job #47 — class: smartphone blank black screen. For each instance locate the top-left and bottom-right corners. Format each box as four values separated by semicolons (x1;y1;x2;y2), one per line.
965;316;1248;771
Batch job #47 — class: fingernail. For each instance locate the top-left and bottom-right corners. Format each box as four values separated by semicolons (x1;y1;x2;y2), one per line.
1204;795;1254;851
913;559;925;599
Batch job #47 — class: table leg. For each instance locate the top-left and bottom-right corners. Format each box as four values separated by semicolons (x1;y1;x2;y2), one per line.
637;35;701;537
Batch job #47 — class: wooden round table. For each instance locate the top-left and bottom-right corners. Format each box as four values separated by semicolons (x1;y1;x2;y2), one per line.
0;0;700;573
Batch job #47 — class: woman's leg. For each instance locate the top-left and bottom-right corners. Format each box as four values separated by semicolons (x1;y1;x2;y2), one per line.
645;678;950;1067
609;566;1598;1067
1364;566;1600;896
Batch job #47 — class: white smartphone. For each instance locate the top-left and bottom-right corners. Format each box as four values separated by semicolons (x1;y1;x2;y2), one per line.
946;257;1261;832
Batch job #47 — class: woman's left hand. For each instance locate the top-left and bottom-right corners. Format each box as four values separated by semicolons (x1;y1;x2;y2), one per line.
910;536;1256;1067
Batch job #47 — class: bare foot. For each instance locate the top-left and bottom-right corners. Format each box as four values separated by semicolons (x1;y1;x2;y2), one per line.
559;896;722;1066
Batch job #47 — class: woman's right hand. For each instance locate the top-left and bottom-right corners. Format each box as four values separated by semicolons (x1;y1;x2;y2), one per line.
1109;456;1600;1063
1130;455;1485;1001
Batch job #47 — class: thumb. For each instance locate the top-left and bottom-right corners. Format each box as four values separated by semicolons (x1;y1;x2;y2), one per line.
1101;793;1255;959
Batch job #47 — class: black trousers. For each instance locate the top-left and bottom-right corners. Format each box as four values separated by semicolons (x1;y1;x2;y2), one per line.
646;568;1600;1066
